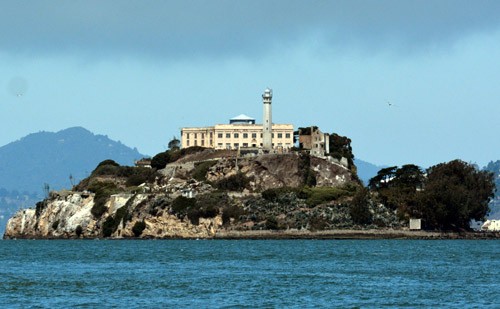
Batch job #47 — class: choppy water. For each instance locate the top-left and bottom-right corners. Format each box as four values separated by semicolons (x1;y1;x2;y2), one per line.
0;239;499;308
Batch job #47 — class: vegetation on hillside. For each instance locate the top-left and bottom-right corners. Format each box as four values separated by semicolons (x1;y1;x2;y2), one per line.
151;146;207;169
369;160;495;230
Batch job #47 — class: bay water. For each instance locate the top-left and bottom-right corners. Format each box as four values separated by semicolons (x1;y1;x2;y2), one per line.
0;239;498;308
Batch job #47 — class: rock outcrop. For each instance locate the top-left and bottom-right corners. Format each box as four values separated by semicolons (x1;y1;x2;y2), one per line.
4;191;222;239
4;151;376;239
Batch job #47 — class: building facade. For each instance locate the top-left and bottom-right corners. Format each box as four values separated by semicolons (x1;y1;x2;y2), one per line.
297;126;330;157
181;121;294;150
181;89;294;151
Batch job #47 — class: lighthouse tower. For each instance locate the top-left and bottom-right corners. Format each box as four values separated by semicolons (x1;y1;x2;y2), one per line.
262;88;273;151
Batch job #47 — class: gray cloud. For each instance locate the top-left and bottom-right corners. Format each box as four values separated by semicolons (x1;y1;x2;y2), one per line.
1;0;500;59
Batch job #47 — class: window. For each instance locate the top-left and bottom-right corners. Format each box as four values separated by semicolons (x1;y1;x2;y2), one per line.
218;143;223;148
210;132;213;138
252;133;257;138
201;140;204;146
234;133;239;138
218;133;223;138
187;140;190;146
243;143;248;147
272;133;274;138
186;133;190;139
226;143;231;149
226;133;230;138
286;133;290;138
194;133;197;139
194;140;198;146
201;133;205;138
243;133;248;138
260;133;263;138
278;133;283;138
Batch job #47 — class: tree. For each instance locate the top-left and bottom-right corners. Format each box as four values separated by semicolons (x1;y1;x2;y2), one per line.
368;166;398;190
419;160;495;230
328;133;355;169
132;220;146;237
168;136;180;151
151;151;171;170
369;165;425;218
350;187;372;225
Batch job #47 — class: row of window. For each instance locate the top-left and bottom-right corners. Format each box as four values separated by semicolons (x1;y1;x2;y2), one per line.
185;139;213;147
217;143;292;149
185;132;213;139
217;132;291;139
185;132;291;140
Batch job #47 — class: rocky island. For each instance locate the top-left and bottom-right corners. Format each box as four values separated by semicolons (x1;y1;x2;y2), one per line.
4;146;404;239
4;143;498;240
4;147;498;239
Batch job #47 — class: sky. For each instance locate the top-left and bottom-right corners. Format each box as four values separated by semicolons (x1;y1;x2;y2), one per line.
1;0;500;168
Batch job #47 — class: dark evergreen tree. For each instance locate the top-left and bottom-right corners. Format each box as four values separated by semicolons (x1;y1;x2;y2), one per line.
419;160;495;230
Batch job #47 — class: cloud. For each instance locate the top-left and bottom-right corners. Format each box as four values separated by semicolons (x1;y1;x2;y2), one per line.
1;0;500;59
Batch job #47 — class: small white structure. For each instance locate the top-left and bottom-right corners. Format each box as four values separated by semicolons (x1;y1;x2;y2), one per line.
181;189;195;198
409;218;422;230
481;220;500;232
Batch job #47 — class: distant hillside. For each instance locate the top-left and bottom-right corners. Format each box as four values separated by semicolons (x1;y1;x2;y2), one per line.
0;127;147;194
354;158;385;186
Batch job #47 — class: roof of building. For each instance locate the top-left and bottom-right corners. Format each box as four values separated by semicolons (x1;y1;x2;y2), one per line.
230;114;255;121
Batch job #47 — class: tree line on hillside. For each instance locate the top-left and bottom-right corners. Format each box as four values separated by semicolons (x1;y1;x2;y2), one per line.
365;160;495;230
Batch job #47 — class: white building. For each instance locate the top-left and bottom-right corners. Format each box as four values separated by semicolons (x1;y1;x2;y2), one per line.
481;220;500;231
180;89;294;151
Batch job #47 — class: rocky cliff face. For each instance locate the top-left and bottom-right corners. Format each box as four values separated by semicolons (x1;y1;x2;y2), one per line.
4;191;221;239
4;152;371;239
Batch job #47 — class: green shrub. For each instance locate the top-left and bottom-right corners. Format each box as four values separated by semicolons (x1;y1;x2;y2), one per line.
350;187;372;225
132;220;146;237
102;216;116;237
302;186;353;207
96;159;120;168
89;181;120;218
216;173;251;192
151;151;172;169
171;196;196;215
35;200;48;218
222;205;244;225
265;215;278;230
101;205;131;237
125;167;157;186
189;192;228;224
261;187;300;201
308;216;329;231
75;225;83;237
91;160;121;177
192;161;217;181
52;220;60;230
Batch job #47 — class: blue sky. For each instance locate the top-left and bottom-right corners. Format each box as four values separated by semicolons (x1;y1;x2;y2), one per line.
1;0;500;168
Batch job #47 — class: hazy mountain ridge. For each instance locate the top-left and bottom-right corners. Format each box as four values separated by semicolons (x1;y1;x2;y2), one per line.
0;127;146;194
354;158;385;186
0;127;147;235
